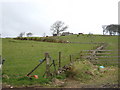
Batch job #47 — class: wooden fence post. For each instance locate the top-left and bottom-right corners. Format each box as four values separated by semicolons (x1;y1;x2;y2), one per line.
80;51;83;59
27;59;45;76
58;52;61;69
45;53;50;78
70;55;72;63
53;60;57;75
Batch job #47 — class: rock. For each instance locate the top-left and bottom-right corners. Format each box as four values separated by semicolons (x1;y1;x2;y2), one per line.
85;71;94;76
5;85;11;88
99;68;107;73
10;86;13;88
52;78;65;86
2;75;9;79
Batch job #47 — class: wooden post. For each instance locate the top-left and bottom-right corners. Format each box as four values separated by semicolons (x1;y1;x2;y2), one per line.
0;55;1;61
58;52;61;69
43;63;53;77
53;60;57;75
45;53;50;78
27;59;45;76
70;55;72;63
80;51;83;59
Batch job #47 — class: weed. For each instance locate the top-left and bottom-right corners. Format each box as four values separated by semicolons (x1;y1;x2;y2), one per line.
65;60;100;82
55;74;67;80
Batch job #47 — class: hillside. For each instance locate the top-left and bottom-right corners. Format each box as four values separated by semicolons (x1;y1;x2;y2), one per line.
1;35;119;88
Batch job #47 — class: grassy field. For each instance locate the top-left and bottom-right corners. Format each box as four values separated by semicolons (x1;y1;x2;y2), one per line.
59;35;119;66
1;35;119;87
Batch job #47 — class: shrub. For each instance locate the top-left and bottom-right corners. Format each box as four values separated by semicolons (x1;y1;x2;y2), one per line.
14;37;67;43
55;74;66;80
65;60;99;81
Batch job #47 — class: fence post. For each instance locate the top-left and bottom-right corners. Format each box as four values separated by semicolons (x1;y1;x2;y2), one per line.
58;52;61;69
80;51;82;59
53;60;57;75
70;55;72;63
45;53;50;78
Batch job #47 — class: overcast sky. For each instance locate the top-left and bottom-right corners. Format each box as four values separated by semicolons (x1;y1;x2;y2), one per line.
0;0;119;37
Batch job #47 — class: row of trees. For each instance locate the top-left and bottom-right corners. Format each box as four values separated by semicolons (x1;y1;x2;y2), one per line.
18;21;120;37
102;24;120;35
18;21;68;37
51;22;120;36
18;32;33;37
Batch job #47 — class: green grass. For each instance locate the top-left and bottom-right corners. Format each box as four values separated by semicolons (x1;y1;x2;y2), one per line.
58;34;118;44
2;75;50;86
65;60;95;81
2;37;96;86
2;35;119;86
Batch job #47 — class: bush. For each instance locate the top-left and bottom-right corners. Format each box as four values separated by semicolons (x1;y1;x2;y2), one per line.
56;74;66;80
14;37;67;43
65;60;99;81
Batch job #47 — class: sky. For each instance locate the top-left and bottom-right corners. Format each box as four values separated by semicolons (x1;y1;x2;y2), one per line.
0;0;119;37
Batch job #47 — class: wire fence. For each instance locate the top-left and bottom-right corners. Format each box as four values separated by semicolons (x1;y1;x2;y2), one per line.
26;46;119;78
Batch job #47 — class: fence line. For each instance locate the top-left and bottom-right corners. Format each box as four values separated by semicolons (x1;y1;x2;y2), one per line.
27;43;119;78
83;50;118;51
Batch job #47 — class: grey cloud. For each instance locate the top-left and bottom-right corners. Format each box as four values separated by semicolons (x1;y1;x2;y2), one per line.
2;2;50;37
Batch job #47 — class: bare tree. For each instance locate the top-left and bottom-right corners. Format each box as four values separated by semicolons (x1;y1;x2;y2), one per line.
18;32;25;37
26;32;33;37
102;25;108;35
51;21;68;36
43;33;46;37
102;24;120;35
